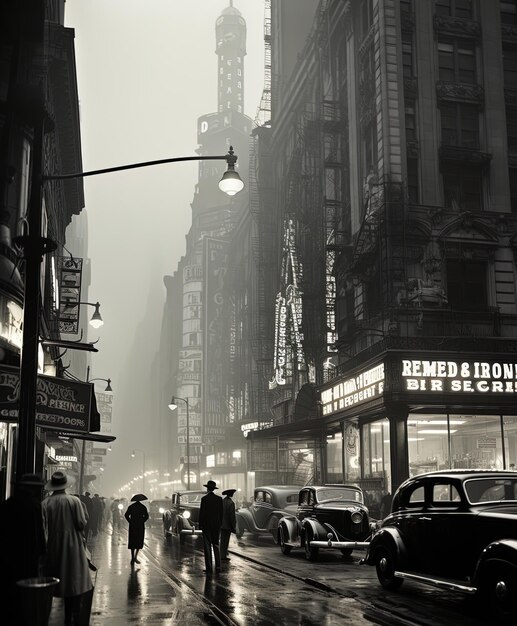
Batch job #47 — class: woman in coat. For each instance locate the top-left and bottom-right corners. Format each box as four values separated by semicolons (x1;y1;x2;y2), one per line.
42;471;93;625
124;497;149;565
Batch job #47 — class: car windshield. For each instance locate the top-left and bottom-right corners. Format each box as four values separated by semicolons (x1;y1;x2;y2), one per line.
464;477;517;504
181;493;204;504
317;488;363;503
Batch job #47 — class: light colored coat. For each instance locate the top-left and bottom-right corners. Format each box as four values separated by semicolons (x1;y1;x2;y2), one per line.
42;492;93;597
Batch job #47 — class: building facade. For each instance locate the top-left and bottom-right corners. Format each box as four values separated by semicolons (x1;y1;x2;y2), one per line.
248;0;517;517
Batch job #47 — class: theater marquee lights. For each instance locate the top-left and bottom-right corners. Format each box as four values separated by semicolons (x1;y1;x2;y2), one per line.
402;359;517;393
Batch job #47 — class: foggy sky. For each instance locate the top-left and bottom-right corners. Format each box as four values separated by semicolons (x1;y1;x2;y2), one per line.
64;0;266;496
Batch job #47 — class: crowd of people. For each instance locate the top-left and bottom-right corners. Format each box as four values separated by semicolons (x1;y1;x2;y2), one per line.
0;471;238;624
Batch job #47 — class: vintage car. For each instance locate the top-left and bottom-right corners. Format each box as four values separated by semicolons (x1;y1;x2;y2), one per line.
277;484;372;560
149;499;169;526
163;490;205;543
363;470;517;623
235;485;299;539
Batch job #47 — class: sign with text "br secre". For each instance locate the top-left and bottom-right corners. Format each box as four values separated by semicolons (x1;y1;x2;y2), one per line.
401;360;517;394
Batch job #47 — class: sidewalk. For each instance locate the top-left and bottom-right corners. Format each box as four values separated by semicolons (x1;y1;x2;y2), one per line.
48;525;185;626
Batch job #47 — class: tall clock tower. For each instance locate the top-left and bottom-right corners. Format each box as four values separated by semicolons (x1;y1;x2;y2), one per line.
216;0;247;114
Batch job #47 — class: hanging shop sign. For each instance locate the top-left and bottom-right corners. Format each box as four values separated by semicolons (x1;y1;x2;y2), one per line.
58;256;83;334
0;364;93;433
400;359;517;394
321;363;385;416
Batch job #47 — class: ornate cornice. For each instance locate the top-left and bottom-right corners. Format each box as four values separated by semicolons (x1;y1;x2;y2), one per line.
501;23;517;44
439;145;492;164
436;81;484;105
433;15;481;40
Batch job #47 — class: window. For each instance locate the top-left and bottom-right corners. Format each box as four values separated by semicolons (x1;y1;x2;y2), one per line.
435;0;473;19
446;259;487;309
438;41;476;84
407;485;425;506
503;47;517;89
443;163;483;210
501;1;517;25
362;120;378;174
507;108;517;152
361;0;374;37
402;32;414;78
440;103;479;148
405;103;417;141
407;158;419;203
432;483;460;503
509;169;517;212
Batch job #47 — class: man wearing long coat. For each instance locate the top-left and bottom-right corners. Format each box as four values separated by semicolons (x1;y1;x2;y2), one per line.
199;480;223;574
220;488;237;561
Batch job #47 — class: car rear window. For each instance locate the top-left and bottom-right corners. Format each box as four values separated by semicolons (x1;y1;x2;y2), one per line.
465;478;517;504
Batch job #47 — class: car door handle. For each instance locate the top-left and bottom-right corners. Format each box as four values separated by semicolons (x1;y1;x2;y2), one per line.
419;516;431;521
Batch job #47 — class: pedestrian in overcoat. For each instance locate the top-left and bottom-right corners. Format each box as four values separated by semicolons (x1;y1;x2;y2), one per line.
42;471;93;626
124;499;149;565
199;480;223;574
220;488;237;561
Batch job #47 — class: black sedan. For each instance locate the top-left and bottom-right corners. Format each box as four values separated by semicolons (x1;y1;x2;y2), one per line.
363;470;517;623
277;484;372;560
163;490;205;544
235;485;299;539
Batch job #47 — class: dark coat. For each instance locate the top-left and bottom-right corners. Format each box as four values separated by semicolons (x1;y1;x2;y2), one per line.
221;496;236;532
124;501;149;549
199;491;223;530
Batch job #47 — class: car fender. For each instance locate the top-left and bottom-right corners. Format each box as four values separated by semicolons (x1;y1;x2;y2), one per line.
236;508;255;532
473;539;517;587
363;527;407;567
301;516;327;542
278;515;300;543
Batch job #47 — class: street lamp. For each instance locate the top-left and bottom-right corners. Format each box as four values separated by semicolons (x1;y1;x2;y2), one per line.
63;300;104;328
15;138;243;479
131;449;146;493
168;396;191;489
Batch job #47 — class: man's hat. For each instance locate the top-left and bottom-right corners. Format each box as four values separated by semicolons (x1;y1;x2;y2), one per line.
16;473;44;486
203;480;218;490
222;489;237;496
45;471;74;492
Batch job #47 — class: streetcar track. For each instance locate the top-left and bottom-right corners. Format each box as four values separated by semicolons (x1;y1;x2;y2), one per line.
143;528;423;626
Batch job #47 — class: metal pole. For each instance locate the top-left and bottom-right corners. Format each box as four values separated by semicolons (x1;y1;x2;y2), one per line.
78;365;90;494
186;399;190;490
16;110;45;479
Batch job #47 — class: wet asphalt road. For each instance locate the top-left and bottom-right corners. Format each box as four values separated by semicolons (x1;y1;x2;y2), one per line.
47;523;494;625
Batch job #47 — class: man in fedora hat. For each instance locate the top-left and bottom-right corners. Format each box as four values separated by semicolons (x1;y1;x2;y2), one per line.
42;471;93;625
0;473;46;623
220;489;237;561
199;479;223;574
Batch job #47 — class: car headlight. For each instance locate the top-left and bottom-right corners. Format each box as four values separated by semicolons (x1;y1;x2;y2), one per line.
182;510;191;519
159;508;165;514
351;511;363;524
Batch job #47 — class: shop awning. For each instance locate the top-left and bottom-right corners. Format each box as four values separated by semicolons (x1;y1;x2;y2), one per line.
247;417;326;441
54;431;116;443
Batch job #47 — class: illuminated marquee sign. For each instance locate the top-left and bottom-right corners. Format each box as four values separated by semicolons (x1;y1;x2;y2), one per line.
321;364;385;416
401;360;517;394
270;293;287;388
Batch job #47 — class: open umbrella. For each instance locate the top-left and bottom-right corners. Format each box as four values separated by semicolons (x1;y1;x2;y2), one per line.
131;493;148;502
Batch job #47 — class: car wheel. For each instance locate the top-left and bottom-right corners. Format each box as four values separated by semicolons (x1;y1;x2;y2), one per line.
304;529;319;562
279;525;291;555
483;563;517;623
340;548;353;557
375;546;403;590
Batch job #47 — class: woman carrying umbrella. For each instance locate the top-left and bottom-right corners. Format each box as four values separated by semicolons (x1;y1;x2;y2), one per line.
125;494;149;565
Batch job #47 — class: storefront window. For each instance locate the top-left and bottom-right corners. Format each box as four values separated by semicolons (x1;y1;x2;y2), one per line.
343;422;360;483
361;419;391;517
327;432;343;483
503;416;517;470
409;413;511;473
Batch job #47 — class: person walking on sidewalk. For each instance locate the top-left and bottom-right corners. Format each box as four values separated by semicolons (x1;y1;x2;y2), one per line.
199;480;223;575
42;471;93;626
125;495;149;565
220;489;237;561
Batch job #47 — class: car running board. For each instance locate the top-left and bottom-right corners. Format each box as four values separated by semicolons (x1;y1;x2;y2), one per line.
394;571;477;594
